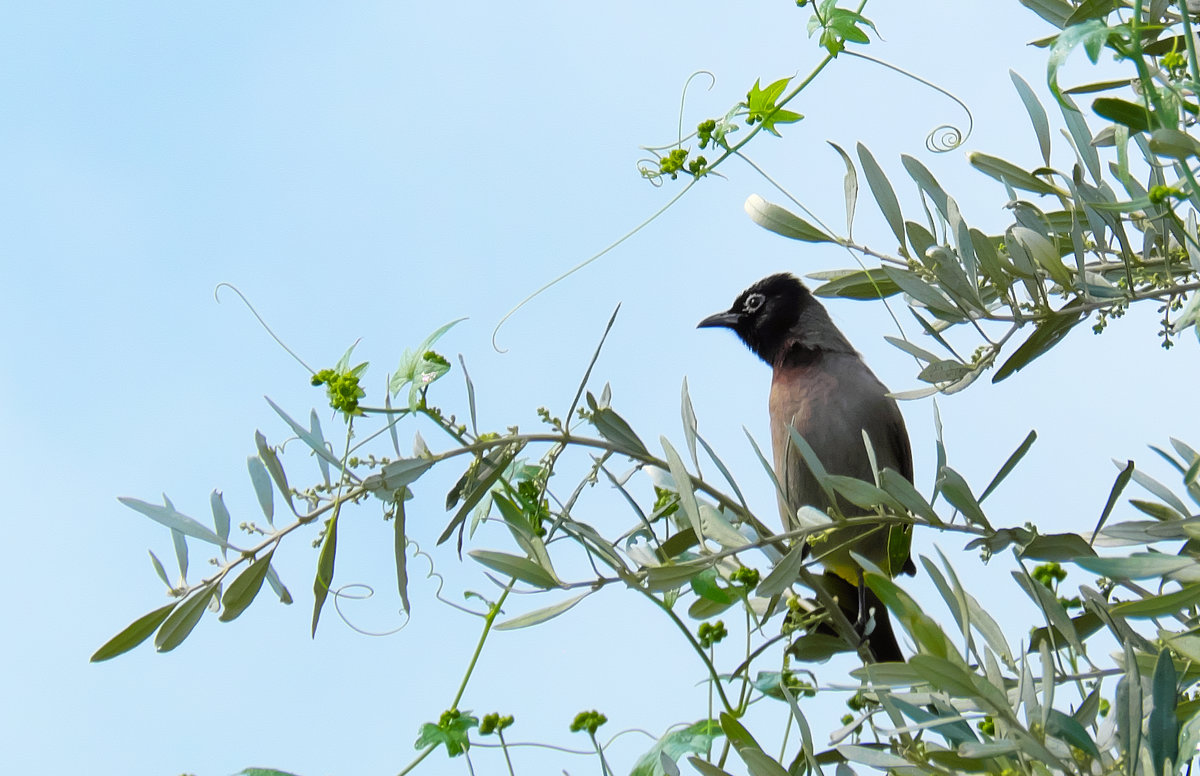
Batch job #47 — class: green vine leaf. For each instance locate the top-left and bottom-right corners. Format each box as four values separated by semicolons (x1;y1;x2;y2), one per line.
745;77;803;137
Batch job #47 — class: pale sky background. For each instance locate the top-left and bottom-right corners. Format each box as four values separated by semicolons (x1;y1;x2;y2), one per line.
2;2;1197;775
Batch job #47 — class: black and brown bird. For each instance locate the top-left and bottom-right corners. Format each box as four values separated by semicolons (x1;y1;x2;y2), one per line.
699;272;915;662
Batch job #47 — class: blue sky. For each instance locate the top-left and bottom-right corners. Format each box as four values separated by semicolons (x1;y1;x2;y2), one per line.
2;2;1196;774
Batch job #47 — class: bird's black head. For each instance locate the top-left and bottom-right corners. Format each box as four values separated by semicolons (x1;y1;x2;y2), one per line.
697;273;816;365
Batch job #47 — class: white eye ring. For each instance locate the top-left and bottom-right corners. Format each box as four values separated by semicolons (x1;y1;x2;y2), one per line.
743;293;765;313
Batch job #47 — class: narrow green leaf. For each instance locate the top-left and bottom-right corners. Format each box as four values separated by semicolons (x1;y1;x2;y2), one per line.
825;474;903;512
880;468;941;524
265;397;342;468
219;549;276;622
687;757;737;776
395;494;410;613
91;602;178;662
739;748;790;776
695;432;748;510
1129;466;1193;519
905;221;936;259
1075;553;1196;580
247;455;274;524
786;427;837;507
662;437;704;546
155;586;214;653
968;152;1062;195
980;430;1037;501
918;359;973;384
1093;97;1152;133
265;564;292;604
937;466;991;529
1093;460;1134;543
311;515;338;637
743;194;834;243
829;141;858;237
171;526;188;581
1020;0;1072;28
857;143;906;249
719;712;766;756
1149;648;1180;774
1029;611;1103;653
681;378;700;472
1019;533;1095;561
1060;93;1102;182
644;557;716;592
1149;128;1200;160
1112;584;1200;618
119;495;228;548
1013;570;1083;652
308;409;332;486
438;441;524;547
1011;226;1073;288
908;654;1009;712
902;154;950;219
838;745;911;769
1012;70;1051;165
210;490;231;557
363;457;435;497
495;591;591;630
993;301;1085;382
881;267;962;318
254;430;293;509
590;400;650;457
811;268;901;300
148;550;171;588
884;335;941;364
468;549;560;589
757;544;805;598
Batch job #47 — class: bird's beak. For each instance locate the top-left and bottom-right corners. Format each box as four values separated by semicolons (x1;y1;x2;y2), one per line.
697;311;741;329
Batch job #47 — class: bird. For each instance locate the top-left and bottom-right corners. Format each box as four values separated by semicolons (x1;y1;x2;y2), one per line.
698;272;914;662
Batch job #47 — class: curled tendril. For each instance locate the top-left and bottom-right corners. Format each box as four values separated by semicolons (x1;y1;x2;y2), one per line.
331;582;410;637
844;50;974;153
326;538;490;635
410;539;490;617
678;70;717;145
926;123;965;153
213;282;313;373
636;158;666;186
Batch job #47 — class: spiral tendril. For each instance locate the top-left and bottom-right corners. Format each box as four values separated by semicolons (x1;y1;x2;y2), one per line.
844;51;974;153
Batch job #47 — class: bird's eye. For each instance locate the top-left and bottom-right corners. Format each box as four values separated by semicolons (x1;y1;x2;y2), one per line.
743;293;765;313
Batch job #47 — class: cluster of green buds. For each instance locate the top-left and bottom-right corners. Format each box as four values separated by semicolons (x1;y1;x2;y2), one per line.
311;367;365;415
570;710;608;735
698;620;727;648
479;712;514;735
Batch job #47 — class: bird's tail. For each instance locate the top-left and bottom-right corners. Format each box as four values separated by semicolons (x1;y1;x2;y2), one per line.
820;571;905;663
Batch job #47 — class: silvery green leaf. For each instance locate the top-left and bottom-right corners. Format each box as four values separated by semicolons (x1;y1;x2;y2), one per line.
1011;70;1051;165
857;143;906;249
210;490;231;556
494;592;591;631
119;495;228;548
265;398;341;468
246;455;273;524
744;194;834;243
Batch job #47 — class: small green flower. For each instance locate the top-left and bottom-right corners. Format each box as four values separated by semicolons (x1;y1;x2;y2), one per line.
698;620;728;648
570;710;607;735
311;364;367;416
731;566;760;591
480;713;514;735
